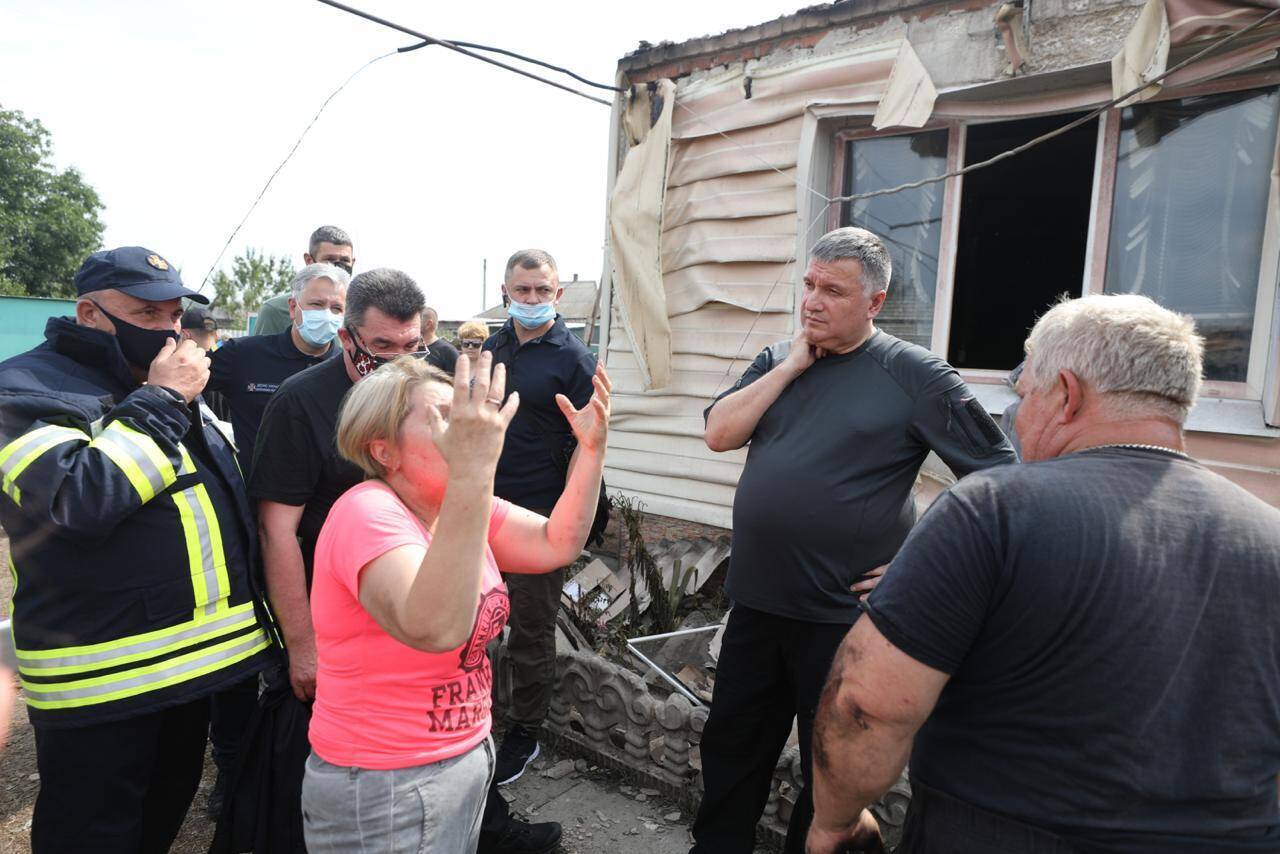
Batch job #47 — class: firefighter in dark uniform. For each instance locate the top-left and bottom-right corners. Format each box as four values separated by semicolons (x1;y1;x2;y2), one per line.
0;246;275;853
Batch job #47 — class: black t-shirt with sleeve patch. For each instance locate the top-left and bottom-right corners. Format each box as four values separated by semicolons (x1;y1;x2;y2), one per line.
865;448;1280;851
207;329;335;477
709;330;1016;624
247;355;362;579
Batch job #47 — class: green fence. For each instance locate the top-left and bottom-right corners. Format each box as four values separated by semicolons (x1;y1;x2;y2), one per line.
0;296;76;362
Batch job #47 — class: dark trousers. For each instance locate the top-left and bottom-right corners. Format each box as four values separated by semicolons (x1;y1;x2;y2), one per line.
32;698;211;854
691;605;853;854
504;530;565;729
898;779;1077;854
209;675;258;773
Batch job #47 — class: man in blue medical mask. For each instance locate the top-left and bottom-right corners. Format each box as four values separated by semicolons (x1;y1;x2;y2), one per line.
208;262;350;479
483;249;599;799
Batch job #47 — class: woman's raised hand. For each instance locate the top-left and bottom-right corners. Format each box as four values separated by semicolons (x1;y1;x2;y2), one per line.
424;351;519;477
556;362;611;453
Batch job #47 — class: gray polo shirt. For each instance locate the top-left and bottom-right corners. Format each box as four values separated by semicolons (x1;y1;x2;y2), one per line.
707;329;1017;624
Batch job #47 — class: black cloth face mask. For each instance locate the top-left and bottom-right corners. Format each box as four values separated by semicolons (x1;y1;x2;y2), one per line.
345;326;428;378
91;301;181;370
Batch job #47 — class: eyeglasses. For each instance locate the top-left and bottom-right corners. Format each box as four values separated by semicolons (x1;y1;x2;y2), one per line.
459;340;484;350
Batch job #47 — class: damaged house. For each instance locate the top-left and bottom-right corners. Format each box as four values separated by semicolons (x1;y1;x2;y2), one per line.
598;0;1280;536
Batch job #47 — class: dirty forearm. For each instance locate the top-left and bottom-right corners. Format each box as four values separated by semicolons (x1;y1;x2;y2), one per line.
810;649;914;835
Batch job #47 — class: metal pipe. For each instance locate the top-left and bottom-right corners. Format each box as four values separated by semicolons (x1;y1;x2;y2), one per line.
627;624;721;645
626;640;703;706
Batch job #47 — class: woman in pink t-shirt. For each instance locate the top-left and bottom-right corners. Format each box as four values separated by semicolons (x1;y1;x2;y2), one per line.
301;352;610;853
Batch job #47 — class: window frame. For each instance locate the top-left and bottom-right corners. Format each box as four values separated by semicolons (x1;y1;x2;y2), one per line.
1088;72;1280;400
825;70;1280;408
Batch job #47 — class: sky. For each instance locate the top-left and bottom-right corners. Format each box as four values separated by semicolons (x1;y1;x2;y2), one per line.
2;0;806;320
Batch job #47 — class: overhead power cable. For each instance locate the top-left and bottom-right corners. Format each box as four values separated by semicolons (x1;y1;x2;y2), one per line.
398;37;624;93
313;0;617;106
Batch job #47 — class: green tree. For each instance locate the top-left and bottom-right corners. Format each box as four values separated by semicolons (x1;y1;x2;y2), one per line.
209;248;295;328
0;106;105;297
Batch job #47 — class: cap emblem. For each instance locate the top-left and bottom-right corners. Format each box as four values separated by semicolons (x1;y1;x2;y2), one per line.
146;254;170;271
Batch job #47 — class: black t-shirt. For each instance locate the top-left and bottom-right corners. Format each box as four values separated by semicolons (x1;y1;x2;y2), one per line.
484;318;596;509
710;330;1017;624
247;355;362;577
866;448;1280;851
208;330;335;476
426;338;459;374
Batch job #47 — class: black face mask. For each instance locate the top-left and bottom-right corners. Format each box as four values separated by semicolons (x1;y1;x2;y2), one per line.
345;326;428;378
92;301;181;370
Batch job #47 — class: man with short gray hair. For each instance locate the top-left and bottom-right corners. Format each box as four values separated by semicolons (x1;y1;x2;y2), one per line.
209;262;350;476
694;227;1017;853
808;294;1280;853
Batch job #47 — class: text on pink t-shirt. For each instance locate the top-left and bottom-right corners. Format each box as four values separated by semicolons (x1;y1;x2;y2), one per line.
308;479;511;770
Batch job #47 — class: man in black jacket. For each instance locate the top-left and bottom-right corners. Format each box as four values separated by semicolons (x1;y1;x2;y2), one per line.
0;246;273;853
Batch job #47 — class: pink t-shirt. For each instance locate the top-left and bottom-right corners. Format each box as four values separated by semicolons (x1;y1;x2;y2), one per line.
308;479;511;770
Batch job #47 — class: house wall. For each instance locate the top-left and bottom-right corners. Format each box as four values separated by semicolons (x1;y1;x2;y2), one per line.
604;0;1280;529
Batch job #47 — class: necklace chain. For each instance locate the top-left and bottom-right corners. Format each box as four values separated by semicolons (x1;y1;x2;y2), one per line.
1080;443;1190;458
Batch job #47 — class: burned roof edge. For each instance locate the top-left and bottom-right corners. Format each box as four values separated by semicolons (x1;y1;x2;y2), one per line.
618;0;982;82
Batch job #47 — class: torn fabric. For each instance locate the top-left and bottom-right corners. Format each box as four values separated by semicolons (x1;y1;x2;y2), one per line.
608;80;676;390
1113;0;1280;104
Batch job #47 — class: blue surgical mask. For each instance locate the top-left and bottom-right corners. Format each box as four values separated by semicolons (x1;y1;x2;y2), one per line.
508;301;556;329
297;309;342;346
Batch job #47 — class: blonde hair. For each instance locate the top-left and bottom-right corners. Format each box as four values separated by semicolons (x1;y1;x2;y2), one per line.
336;356;452;478
1024;294;1203;423
457;320;490;341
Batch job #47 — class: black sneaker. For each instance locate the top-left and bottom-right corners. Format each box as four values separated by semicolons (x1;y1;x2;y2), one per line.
477;816;562;854
494;725;540;785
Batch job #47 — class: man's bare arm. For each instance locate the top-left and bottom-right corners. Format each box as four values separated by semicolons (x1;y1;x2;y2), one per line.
705;328;817;452
807;616;949;853
258;499;316;702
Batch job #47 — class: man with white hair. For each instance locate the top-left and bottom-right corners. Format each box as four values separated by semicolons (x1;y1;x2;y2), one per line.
695;227;1017;852
807;294;1280;853
208;263;350;478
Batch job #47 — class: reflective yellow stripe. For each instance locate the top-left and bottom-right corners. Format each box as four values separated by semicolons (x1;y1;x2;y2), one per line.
0;425;87;505
192;484;230;613
88;430;155;501
88;422;177;503
111;422;176;484
16;603;257;676
171;485;228;618
178;443;195;475
21;628;270;709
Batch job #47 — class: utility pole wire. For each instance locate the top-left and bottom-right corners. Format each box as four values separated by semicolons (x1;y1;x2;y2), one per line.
313;0;614;106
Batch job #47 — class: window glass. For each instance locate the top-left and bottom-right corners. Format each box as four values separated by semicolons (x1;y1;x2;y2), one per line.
840;130;947;347
1106;87;1280;383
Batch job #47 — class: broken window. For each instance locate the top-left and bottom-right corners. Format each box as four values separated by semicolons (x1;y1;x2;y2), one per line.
839;129;948;348
948;114;1099;370
1105;86;1280;384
